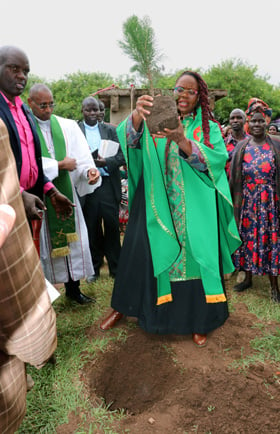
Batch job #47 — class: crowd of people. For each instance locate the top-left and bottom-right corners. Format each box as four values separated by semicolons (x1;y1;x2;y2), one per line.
1;44;280;432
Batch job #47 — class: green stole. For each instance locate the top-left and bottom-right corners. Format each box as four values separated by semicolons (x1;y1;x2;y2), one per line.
117;107;241;305
35;115;78;257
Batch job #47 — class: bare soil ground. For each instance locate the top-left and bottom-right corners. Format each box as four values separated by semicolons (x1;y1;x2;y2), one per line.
57;281;280;434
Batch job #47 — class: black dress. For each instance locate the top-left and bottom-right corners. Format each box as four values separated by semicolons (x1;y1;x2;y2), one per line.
111;176;229;335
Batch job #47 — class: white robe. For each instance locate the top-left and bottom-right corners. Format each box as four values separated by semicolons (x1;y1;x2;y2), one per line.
38;115;102;283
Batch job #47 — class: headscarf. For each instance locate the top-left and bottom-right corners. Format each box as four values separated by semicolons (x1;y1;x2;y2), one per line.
244;98;272;133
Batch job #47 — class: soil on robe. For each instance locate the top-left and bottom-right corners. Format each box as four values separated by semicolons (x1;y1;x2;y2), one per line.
57;289;280;434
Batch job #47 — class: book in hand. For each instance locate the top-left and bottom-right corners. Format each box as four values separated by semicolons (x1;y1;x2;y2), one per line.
99;140;119;158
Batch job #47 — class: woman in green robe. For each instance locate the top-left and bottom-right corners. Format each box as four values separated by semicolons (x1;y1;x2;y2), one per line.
100;71;240;346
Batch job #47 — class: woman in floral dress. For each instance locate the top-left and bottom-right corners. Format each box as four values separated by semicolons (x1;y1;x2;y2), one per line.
229;110;280;302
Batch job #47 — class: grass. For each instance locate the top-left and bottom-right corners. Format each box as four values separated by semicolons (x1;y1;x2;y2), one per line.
228;274;280;371
16;270;280;433
16;269;127;434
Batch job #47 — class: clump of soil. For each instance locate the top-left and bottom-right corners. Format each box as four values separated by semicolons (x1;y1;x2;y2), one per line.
145;95;179;134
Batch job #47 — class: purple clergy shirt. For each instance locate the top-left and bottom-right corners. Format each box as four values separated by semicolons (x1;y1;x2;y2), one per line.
0;92;53;194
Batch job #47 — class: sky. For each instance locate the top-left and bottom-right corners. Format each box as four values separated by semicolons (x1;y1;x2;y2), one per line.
2;0;280;86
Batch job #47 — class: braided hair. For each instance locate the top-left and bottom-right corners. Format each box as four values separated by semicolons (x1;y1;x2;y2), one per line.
176;70;223;148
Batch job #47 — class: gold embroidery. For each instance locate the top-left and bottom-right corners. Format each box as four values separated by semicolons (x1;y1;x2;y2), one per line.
56;228;66;238
144;129;177;240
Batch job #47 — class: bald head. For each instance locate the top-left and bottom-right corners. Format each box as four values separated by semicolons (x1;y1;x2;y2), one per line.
28;83;54;121
0;45;28;65
29;83;52;99
0;45;30;102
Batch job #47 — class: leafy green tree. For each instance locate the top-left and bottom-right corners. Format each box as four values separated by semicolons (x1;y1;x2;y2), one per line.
154;71;178;92
203;59;280;124
22;71;129;120
49;71;116;120
118;15;163;93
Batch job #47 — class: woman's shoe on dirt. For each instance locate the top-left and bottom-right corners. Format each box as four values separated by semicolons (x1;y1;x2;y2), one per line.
233;280;252;292
99;310;124;331
192;333;207;347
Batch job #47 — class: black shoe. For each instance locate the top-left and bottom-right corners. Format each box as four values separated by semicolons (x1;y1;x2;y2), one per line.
271;287;280;303
233;280;252;292
66;292;95;304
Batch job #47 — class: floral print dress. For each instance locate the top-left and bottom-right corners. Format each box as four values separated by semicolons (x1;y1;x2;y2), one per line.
233;142;280;275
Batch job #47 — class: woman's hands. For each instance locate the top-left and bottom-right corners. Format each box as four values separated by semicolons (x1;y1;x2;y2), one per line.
132;95;192;156
155;123;192;156
161;126;192;156
132;95;154;130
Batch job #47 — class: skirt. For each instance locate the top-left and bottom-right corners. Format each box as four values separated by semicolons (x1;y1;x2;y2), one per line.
111;177;229;335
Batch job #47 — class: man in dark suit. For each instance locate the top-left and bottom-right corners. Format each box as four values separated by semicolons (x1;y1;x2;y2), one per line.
78;96;125;280
0;45;73;223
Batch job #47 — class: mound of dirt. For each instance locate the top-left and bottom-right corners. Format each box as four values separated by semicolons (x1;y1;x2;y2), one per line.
79;302;280;433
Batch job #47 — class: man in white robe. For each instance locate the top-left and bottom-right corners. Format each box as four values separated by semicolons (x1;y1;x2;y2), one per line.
28;84;101;304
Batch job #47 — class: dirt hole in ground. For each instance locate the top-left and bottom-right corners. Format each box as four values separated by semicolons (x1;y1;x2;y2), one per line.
87;330;182;414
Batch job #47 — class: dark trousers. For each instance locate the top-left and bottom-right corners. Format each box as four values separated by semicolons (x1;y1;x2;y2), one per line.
80;177;121;276
64;259;80;296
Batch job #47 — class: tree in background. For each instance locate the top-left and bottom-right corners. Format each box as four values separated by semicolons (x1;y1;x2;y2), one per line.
21;71;130;120
118;15;163;94
203;59;280;124
50;72;116;120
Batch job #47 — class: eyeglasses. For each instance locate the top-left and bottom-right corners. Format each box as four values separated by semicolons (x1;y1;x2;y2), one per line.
32;101;56;110
173;86;199;97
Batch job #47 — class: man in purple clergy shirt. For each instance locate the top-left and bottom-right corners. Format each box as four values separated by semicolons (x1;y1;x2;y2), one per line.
0;45;74;225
